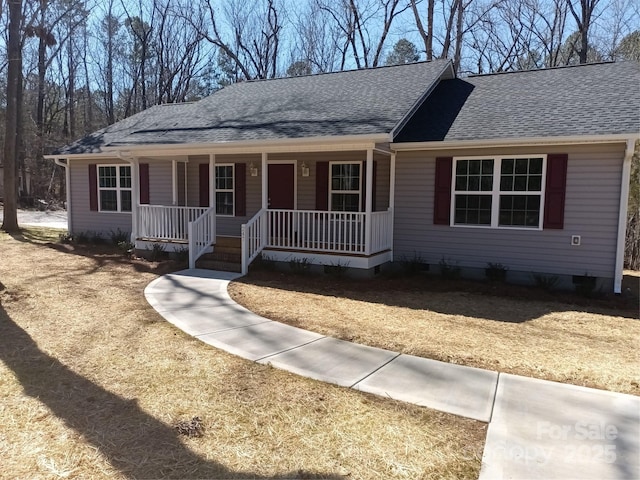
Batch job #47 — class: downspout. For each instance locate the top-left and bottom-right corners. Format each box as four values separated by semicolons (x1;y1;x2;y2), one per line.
54;158;72;233
613;138;635;294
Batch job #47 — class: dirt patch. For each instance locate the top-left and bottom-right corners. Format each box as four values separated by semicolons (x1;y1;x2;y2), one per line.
0;227;485;479
229;270;640;396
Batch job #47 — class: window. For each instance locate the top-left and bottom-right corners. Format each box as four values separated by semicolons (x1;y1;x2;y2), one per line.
330;162;361;212
98;165;132;212
215;164;234;216
452;156;546;229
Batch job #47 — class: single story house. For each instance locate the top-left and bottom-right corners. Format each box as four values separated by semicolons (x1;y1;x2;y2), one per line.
47;60;640;292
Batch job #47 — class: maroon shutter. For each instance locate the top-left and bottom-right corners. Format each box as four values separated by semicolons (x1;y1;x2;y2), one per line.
433;157;453;225
372;161;377;212
234;163;246;216
543;153;568;229
199;163;209;207
316;161;329;210
361;162;367;212
139;163;150;204
89;164;98;211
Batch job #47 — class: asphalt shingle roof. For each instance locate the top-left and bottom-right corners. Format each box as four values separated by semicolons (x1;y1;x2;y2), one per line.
394;61;640;143
55;60;452;155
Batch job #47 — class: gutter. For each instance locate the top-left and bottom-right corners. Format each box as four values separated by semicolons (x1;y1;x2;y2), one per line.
390;134;637;151
53;158;72;233
613;138;636;294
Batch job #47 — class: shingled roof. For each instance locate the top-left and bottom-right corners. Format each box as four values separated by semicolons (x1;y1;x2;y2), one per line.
394;61;640;143
54;60;453;155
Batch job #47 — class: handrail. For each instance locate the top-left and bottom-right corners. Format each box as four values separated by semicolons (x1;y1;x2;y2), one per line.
188;206;216;269
241;208;267;275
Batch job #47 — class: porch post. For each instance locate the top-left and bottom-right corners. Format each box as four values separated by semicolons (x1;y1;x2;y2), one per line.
365;148;373;255
171;160;178;205
130;156;140;243
261;152;268;209
389;152;396;261
209;154;216;210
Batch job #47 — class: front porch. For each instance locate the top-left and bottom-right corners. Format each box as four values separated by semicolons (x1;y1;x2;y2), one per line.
126;144;395;274
136;205;393;273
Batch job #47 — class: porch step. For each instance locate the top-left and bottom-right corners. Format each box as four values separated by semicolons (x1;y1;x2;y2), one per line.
214;236;242;255
196;251;242;273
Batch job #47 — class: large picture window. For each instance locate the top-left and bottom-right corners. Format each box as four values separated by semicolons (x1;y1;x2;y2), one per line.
452;156;546;229
215;164;234;216
98;165;132;212
330;162;361;212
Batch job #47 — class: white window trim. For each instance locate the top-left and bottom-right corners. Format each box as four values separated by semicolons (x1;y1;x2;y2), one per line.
329;161;363;212
450;154;547;230
97;164;132;213
215;163;234;217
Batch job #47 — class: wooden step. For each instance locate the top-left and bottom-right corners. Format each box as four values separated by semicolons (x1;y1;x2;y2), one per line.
214;236;241;255
195;250;242;273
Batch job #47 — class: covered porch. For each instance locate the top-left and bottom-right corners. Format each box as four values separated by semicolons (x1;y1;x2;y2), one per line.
128;142;396;274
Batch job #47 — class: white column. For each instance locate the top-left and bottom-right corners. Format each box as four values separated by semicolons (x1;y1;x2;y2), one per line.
261;152;268;210
389;152;396;261
171;160;178;205
209;153;215;210
365;148;373;255
130;156;140;243
614;139;634;294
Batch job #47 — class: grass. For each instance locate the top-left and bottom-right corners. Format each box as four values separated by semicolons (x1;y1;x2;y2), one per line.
229;270;640;396
0;227;484;479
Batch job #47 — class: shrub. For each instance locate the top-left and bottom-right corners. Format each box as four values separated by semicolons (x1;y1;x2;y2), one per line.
110;228;130;245
399;253;428;276
439;257;461;280
58;232;73;244
324;261;350;277
289;257;311;274
485;262;508;282
532;273;560;292
148;243;166;261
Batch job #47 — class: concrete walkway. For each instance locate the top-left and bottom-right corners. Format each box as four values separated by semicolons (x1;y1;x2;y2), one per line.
144;269;640;479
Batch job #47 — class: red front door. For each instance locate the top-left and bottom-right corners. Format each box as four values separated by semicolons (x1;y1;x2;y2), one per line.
268;163;295;209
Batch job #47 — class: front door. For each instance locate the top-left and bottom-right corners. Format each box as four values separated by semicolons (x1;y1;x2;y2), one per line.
268;163;295;244
268;163;295;209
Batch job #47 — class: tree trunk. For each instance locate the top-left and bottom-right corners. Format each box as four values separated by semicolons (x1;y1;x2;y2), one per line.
3;0;22;232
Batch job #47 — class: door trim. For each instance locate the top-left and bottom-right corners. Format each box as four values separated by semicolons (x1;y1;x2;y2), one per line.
268;160;297;210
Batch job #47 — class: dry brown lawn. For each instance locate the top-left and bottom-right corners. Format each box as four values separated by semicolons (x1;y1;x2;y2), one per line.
229;268;640;396
0;227;484;480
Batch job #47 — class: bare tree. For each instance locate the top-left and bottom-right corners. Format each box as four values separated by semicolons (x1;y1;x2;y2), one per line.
410;0;435;60
3;0;22;232
566;0;602;63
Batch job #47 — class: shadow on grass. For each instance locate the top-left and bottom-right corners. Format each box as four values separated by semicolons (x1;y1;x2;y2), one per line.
236;270;640;322
0;306;341;479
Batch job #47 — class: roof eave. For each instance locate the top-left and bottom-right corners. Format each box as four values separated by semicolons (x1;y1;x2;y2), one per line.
390;133;640;151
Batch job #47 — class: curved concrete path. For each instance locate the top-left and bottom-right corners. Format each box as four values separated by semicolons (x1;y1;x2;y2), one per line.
145;269;640;479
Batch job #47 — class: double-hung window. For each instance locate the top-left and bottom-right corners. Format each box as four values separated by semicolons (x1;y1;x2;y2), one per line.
330;162;361;212
98;165;132;212
452;156;546;229
215;164;234;216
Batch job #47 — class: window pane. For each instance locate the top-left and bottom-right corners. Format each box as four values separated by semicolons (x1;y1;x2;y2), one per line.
501;159;514;174
514;176;527;191
99;166;116;188
331;164;360;191
120;190;132;212
515;158;528;174
481;160;494;174
215;166;234;190
500;176;513;191
456;160;468;175
119;166;132;188
100;190;117;211
456;159;493;192
455;176;467;191
528;175;542;191
468;176;480;191
216;192;234;215
529;158;543;174
499;194;540;227
454;194;491;225
331;193;359;212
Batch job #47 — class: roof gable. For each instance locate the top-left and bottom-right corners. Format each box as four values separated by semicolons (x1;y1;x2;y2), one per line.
395;61;640;143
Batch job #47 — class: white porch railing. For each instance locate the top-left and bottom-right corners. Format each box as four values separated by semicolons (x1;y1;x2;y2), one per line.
139;205;208;241
240;208;393;274
188;206;216;269
241;209;268;275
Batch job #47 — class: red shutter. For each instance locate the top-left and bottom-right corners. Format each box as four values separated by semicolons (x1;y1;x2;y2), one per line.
199;163;209;207
433;157;453;225
139;163;150;204
234;163;246;216
316;161;329;210
543;154;568;229
89;164;98;211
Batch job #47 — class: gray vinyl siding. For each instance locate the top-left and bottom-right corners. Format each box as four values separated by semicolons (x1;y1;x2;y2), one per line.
146;159;173;205
68;158;132;235
393;144;625;280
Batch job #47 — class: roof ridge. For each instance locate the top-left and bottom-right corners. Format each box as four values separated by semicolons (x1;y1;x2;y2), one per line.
467;61;618;78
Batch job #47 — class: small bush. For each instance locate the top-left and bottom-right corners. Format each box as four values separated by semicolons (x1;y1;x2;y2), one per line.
532;273;560;292
573;273;600;298
148;243;166;261
324;261;350;277
173;246;189;263
485;262;508;282
110;228;130;245
58;232;73;244
117;240;135;256
439;257;461;280
289;257;311;274
251;253;277;271
399;253;428;276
